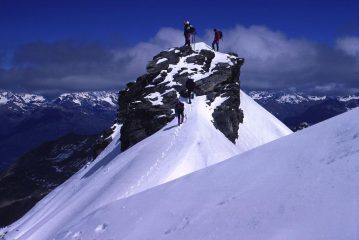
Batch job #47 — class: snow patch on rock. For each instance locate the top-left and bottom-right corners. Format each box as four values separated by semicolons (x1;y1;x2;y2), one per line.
144;92;164;105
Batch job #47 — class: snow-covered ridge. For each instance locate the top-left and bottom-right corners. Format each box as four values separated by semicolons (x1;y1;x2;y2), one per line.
250;91;274;100
277;94;308;104
0;91;45;105
2;99;357;239
0;94;9;104
0;90;292;240
0;90;118;110
338;95;359;102
51;108;358;240
55;91;118;107
307;96;327;101
237;91;292;152
249;91;319;104
0;91;46;110
1;43;292;239
249;90;359;104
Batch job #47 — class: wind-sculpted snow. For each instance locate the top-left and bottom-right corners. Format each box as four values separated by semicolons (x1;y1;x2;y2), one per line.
36;108;359;239
0;97;237;239
0;91;292;239
237;91;292;152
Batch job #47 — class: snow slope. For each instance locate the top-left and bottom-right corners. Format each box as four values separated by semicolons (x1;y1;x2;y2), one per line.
50;108;359;240
237;91;292;152
1;90;291;239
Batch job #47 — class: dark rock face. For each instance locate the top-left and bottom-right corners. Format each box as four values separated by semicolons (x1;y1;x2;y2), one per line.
294;122;309;131
118;45;244;150
93;124;119;157
0;133;101;227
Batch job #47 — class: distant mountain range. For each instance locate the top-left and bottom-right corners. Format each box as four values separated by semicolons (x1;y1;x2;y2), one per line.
247;90;359;130
1;89;358;171
0;89;357;229
0;90;118;170
2;89;358;172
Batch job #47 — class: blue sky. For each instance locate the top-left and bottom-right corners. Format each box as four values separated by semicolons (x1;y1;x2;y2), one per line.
0;0;358;95
1;0;358;46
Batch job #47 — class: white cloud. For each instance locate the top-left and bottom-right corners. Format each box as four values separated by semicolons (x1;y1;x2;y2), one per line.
336;37;359;57
1;26;358;95
202;25;358;92
113;28;183;78
206;26;317;83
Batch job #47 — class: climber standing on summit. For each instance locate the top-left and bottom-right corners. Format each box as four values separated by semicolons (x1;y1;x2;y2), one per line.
186;78;196;104
184;21;196;48
212;29;223;51
175;99;185;126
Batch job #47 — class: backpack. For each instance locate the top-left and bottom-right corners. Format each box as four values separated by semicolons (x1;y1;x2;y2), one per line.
189;26;196;34
186;79;195;91
218;31;223;39
176;102;184;111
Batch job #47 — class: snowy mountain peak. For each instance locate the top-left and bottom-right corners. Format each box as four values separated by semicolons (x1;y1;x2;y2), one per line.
119;44;245;150
0;90;118;113
0;45;294;240
0;90;46;105
0;91;10;104
0;90;46;112
1;88;292;239
249;90;318;104
277;93;308;103
338;95;359;102
248;90;359;104
54;91;117;107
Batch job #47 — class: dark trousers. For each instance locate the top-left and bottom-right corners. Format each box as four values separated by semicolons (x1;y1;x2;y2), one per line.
177;111;184;125
187;90;194;103
212;40;219;51
185;33;191;47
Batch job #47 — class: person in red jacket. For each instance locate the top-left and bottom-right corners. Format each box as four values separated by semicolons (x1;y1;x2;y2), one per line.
212;29;223;51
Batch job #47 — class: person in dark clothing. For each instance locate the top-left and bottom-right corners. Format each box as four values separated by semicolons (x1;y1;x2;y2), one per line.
212;29;223;51
184;21;196;47
175;99;185;125
186;78;196;104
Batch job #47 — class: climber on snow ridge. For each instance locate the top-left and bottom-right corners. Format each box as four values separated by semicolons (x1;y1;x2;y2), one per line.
186;78;196;104
175;99;185;126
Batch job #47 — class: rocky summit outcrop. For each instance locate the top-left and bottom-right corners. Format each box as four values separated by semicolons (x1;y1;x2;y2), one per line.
118;43;245;150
